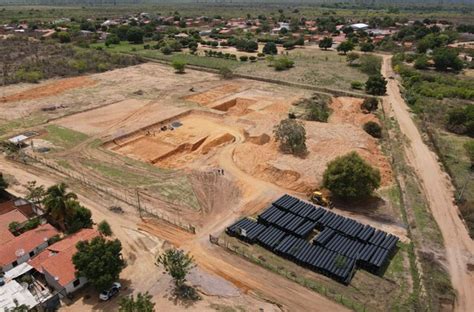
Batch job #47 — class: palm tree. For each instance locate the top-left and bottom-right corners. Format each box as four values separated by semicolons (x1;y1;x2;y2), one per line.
42;183;78;231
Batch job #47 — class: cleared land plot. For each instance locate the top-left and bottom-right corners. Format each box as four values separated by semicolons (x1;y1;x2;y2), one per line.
235;48;369;91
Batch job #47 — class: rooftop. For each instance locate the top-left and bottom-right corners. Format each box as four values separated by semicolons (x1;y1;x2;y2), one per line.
0;224;59;267
30;228;99;287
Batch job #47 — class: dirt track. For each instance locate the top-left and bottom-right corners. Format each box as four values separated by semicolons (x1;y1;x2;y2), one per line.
381;55;474;311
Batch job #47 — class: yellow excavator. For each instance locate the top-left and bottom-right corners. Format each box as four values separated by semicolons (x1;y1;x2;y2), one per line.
309;190;333;209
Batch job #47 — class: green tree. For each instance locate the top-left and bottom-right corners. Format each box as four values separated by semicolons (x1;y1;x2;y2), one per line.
361;97;379;112
323;152;381;200
171;59;186;74
363;121;382;138
105;34;120;46
127;27;144;44
116;25;130;41
23;181;45;206
365;75;387;95
98;220;113;236
263;42;278;55
65;202;93;234
337;41;355;55
6;299;29;312
73;236;125;291
119;292;155;312
274;119;307;156
57;31;71;43
319;37;333;50
360;42;375;52
157;249;194;288
270;56;294;71
432;47;463;71
43;183;78;231
414;55;429;69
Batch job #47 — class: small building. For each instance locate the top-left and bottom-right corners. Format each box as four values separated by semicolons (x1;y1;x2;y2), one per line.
350;23;369;31
0;280;39;311
30;228;99;296
0;224;59;272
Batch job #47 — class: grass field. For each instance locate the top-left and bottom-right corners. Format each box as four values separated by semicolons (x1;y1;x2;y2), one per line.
43;124;88;149
235;48;369;91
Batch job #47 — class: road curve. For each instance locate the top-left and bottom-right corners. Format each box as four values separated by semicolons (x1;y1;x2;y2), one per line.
381;55;474;311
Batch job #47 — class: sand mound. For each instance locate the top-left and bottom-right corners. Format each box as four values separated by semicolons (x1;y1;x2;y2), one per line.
0;76;96;103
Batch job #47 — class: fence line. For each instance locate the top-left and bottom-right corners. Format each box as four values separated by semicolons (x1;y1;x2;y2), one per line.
26;153;196;234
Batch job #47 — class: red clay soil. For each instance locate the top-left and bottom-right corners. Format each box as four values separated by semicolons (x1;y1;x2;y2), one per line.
0;76;96;103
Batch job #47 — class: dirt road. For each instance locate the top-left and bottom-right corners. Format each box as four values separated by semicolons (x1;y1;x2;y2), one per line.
381;55;474;311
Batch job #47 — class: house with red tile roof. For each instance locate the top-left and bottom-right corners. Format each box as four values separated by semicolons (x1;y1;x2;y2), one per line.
0;223;59;272
0;209;28;244
30;228;99;295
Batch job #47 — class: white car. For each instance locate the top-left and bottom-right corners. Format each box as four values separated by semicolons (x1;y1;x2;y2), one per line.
99;282;121;301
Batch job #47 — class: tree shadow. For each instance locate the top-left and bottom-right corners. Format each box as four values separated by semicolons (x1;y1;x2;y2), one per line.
162;284;201;309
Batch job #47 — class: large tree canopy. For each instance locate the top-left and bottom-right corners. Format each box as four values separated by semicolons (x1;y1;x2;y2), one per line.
73;236;126;291
323;152;381;200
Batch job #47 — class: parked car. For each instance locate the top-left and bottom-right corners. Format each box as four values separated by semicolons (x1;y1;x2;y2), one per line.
99;282;121;301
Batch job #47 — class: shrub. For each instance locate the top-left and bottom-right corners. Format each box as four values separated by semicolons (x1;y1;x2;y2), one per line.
464;141;474;169
219;67;233;79
414;55;429;69
433;47;463;71
359;55;381;75
127;26;144;44
57;31;71;43
15;69;43;83
249;56;257;62
274;119;307;156
351;81;364;90
270;56;294;71
239;55;248;62
360;42;375;52
361;97;379;112
337;40;355;54
323;151;381;200
319;37;333;50
98;220;113;236
263;42;278;55
172;59;187;74
363;121;382;138
161;45;173;55
365;75;387;95
446;105;474;137
105;34;120;46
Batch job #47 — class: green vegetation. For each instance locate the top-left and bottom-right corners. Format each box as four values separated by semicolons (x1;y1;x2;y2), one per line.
157;248;200;301
98;220;113;237
393;54;474;236
363;121;383;138
119;292;155;312
1;37;141;85
361;97;379;112
269;55;294;71
73;236;126;291
293;93;332;122
365;75;387;95
274;118;307;156
171;58;187;73
323;151;381;200
43;125;88;149
0;173;8;191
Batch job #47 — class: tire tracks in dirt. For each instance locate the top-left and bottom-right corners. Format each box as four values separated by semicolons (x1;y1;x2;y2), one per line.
381;55;474;311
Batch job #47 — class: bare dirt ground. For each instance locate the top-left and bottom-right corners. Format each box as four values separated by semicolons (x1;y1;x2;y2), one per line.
382;55;474;312
0;63;409;311
0;76;96;104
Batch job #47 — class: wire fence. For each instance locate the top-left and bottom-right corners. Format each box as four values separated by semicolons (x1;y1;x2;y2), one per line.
211;235;368;312
27;153;196;234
